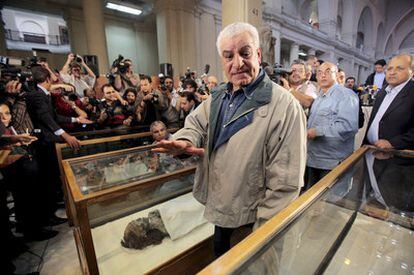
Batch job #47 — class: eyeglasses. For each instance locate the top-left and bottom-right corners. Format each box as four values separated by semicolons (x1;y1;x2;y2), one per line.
317;69;336;76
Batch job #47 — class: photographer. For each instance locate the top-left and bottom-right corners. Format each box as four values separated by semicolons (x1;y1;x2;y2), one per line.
137;75;168;126
60;53;96;98
160;76;180;128
82;88;100;121
2;79;34;134
0;100;59;241
282;60;318;110
97;84;130;128
122;88;140;126
50;83;90;132
112;57;140;94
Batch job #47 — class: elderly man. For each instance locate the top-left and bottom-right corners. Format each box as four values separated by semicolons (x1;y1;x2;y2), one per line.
207;75;219;91
364;54;414;150
306;62;359;189
154;22;306;257
283;59;318;109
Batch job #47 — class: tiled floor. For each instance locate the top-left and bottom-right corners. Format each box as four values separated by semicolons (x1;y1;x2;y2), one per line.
13;209;81;275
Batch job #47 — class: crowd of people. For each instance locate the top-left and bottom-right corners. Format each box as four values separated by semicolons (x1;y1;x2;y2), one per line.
0;52;219;273
1;21;414;274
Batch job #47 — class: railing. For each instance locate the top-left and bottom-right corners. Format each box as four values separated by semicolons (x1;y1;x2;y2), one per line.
5;29;69;45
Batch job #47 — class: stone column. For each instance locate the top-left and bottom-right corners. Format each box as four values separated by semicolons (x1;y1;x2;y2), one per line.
317;0;338;39
81;0;109;74
154;0;197;77
199;12;219;77
273;29;281;64
222;0;262;29
289;43;299;64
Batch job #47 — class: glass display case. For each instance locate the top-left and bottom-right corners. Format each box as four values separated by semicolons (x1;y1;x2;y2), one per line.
200;146;414;275
62;145;214;274
56;129;177;225
72;125;150;140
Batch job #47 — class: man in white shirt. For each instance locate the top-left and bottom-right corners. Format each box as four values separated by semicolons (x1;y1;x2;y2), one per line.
60;53;96;98
365;59;387;89
283;59;318;110
364;54;414;150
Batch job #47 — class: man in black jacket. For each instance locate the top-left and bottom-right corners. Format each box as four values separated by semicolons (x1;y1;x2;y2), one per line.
365;59;387;89
364;54;414;150
26;67;87;226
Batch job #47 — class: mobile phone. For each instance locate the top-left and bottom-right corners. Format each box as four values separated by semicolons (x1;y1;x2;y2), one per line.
31;128;42;138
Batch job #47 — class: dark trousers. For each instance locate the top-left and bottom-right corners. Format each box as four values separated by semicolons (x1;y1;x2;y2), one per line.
214;223;253;258
304;166;331;191
35;142;62;216
1;155;48;231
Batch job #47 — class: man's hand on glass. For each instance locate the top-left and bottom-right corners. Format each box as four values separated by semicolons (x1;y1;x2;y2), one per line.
153;140;204;157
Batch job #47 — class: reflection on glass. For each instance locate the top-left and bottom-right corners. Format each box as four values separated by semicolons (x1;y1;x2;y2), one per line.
61;135;153;159
88;174;194;227
236;149;414;275
70;148;198;194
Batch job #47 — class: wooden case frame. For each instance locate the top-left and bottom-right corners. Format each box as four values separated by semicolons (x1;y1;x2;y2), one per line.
62;145;213;274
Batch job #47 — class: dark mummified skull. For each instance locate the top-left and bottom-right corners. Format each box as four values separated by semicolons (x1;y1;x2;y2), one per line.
121;210;170;249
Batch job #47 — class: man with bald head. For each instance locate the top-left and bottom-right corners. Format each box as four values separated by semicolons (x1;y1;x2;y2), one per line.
306;62;359;188
154;22;307;256
364;54;414;150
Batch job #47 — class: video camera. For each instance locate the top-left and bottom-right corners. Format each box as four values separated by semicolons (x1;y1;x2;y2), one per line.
112;54;129;75
0;56;37;94
106;54;130;85
267;63;292;85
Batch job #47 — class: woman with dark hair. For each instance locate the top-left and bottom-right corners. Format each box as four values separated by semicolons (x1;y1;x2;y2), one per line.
0;101;58;241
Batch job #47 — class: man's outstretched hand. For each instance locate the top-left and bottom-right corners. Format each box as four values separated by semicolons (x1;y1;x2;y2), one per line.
152;140;204;157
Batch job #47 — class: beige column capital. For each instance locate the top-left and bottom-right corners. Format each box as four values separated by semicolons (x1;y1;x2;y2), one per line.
221;0;262;29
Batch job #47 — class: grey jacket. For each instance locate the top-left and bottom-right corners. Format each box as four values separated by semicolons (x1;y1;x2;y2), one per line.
173;74;307;228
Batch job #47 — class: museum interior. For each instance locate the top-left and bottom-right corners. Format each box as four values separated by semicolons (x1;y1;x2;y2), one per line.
1;0;413;274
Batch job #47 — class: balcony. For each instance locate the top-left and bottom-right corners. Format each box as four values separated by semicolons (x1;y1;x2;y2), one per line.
4;29;71;53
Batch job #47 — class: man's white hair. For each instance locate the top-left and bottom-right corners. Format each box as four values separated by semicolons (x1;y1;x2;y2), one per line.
216;22;260;57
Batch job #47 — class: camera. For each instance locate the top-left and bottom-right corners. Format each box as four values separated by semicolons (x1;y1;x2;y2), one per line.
88;97;100;107
0;56;35;94
158;73;169;92
267;63;292;85
151;92;159;104
31;128;42;139
68;93;79;101
111;54;129;74
72;53;82;63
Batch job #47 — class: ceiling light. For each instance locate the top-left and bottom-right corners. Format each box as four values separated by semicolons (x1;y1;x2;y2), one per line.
106;2;142;15
298;52;307;56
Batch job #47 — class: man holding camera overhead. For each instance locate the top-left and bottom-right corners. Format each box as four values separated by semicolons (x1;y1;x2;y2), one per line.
112;57;140;94
60;53;96;98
